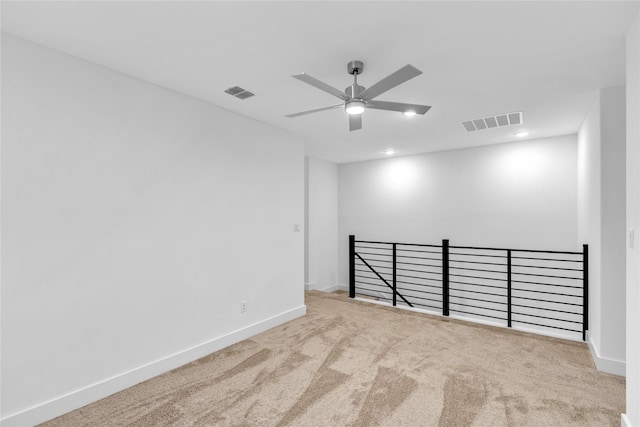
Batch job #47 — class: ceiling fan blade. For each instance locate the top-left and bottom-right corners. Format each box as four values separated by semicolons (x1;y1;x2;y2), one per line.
367;100;431;115
349;114;362;131
358;65;422;101
292;73;349;100
286;103;343;118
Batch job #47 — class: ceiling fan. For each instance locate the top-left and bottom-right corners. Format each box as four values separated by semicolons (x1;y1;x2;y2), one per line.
286;60;431;131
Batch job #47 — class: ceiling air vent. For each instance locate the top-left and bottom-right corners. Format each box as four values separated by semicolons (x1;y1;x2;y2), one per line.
224;86;255;100
461;112;523;132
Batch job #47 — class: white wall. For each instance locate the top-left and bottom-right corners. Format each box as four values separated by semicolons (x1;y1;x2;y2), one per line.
577;86;626;376
305;157;339;291
600;87;627;366
0;35;305;426
338;135;578;285
577;92;602;352
625;11;640;427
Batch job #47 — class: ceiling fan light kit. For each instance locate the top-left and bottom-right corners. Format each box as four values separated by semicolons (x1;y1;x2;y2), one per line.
286;60;431;131
345;100;365;115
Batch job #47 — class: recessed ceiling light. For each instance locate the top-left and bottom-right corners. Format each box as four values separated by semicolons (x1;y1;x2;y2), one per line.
515;131;529;137
403;111;416;117
385;149;395;155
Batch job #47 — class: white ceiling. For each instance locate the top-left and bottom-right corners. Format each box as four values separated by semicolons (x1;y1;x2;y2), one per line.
2;1;638;163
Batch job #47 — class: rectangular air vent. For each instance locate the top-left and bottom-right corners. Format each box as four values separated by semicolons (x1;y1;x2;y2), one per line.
224;86;255;100
461;112;523;132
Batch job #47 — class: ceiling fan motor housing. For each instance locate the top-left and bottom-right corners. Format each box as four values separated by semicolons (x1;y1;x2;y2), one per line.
347;60;364;75
345;84;365;98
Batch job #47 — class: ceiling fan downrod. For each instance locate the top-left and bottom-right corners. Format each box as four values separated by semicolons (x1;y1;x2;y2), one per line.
346;60;365;99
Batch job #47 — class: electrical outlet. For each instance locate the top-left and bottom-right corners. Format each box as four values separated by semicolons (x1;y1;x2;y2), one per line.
240;300;247;313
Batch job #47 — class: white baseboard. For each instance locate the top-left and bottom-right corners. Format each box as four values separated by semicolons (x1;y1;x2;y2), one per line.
1;305;307;427
313;284;348;293
622;413;633;427
586;332;626;376
316;284;339;292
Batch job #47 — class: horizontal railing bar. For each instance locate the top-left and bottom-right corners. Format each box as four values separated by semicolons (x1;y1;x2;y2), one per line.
397;268;442;276
354;273;389;281
397;260;441;268
396;243;442;248
512;264;583;272
357;262;393;271
511;295;583;306
450;252;507;259
356;240;441;248
449;302;508;313
511;255;582;263
354;245;392;252
511;271;582;280
357;241;582;257
513;249;583;255
397;273;442;283
449;294;507;306
449;280;506;291
511;288;582;298
452;245;582;255
355;269;390;276
396;286;442;297
355;260;392;269
450;259;507;267
449;245;506;252
511;303;581;316
355;261;392;269
355;280;387;289
512;319;582;333
449;273;507;282
355;252;394;259
449;266;507;274
396;267;442;275
449;308;507;322
509;280;583;290
396;248;442;255
396;254;442;262
511;311;582;324
396;279;443;290
355;275;392;284
450;288;507;298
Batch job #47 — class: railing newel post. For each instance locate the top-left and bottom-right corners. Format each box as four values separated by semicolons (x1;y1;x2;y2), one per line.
583;244;589;341
442;239;450;316
507;249;512;328
349;235;355;299
392;243;397;307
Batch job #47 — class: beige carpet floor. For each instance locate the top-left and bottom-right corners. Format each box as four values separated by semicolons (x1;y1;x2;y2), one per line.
41;291;624;427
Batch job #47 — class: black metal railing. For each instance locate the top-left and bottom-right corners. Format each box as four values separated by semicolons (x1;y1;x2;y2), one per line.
348;235;589;341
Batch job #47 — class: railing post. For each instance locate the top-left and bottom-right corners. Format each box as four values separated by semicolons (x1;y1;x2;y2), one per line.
583;244;589;341
349;235;355;298
507;249;512;328
442;239;449;316
392;243;397;307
